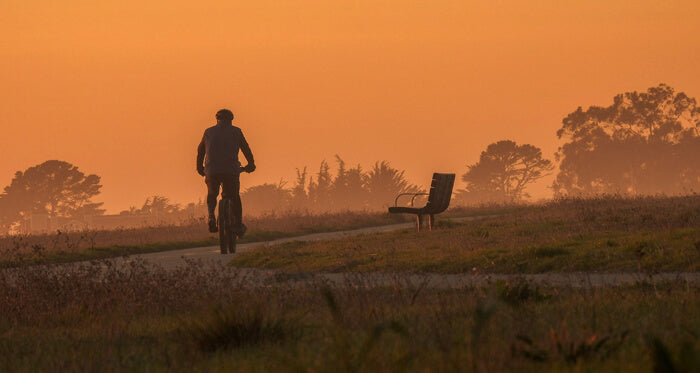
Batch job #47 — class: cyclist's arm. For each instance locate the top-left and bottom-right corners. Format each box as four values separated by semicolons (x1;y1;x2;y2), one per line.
240;132;255;166
196;135;206;174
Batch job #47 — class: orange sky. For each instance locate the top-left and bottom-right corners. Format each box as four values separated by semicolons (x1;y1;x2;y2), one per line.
2;0;699;212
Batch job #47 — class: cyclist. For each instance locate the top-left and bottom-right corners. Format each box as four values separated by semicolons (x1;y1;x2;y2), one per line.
196;109;255;234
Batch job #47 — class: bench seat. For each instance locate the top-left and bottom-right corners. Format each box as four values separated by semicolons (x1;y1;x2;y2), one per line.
388;206;429;214
388;173;455;231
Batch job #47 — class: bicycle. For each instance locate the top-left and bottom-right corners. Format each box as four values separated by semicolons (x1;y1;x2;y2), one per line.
217;167;249;254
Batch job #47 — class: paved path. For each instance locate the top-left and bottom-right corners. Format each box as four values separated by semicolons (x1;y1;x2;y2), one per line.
106;216;699;288
121;219;431;269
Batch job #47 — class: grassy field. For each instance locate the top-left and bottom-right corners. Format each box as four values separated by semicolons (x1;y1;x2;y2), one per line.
230;195;700;273
0;259;697;372
0;210;414;267
1;195;698;371
0;206;523;267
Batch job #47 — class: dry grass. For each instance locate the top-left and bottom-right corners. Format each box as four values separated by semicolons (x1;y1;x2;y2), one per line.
0;205;521;267
0;259;697;371
231;194;700;273
1;195;697;371
0;210;416;265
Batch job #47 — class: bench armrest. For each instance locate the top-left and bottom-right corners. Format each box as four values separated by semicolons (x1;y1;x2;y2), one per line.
394;193;429;207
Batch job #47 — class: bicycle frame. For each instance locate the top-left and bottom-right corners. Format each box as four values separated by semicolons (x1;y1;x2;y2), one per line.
218;167;248;254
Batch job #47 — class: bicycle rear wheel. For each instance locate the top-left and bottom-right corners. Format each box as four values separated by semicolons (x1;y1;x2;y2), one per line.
218;199;230;254
228;206;238;254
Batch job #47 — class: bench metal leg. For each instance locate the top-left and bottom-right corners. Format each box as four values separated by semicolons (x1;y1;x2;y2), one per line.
428;214;435;231
416;215;423;232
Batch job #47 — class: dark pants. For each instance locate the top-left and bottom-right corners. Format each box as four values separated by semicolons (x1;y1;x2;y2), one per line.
205;174;242;225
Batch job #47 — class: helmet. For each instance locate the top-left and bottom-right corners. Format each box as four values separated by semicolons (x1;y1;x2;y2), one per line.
215;109;234;121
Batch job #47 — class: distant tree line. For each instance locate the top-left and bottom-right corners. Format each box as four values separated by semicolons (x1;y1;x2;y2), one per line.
1;84;697;232
0;158;419;232
117;195;205;221
241;157;420;215
111;158;420;217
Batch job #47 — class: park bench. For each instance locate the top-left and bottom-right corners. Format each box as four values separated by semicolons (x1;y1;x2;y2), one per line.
388;173;455;231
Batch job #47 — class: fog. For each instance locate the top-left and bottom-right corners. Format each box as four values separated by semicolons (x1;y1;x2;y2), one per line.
1;1;699;228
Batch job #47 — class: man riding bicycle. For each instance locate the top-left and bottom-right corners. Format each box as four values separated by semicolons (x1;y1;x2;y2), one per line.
196;109;255;234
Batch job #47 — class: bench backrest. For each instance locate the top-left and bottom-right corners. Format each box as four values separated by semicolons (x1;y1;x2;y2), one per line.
425;173;455;214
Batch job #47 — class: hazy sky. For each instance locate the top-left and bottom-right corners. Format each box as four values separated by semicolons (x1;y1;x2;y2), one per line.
2;0;699;212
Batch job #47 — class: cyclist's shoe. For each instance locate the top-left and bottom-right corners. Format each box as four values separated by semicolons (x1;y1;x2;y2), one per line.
236;223;247;238
208;217;218;233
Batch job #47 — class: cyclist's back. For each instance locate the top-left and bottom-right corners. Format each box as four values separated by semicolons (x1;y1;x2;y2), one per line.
196;109;255;233
200;123;250;175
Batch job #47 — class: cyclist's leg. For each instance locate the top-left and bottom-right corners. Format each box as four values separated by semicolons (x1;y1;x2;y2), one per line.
205;175;223;232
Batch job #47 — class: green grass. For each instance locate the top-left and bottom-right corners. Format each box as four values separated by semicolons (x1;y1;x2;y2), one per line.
230;195;700;273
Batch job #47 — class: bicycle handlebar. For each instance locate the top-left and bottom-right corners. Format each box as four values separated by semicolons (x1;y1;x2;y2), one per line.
199;166;252;177
240;165;255;174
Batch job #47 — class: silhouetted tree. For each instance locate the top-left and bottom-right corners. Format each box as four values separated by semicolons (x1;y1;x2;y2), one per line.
119;206;140;215
331;155;367;209
307;160;333;210
236;158;417;215
290;167;309;210
555;84;700;195
138;196;181;215
365;161;419;208
0;160;104;231
457;140;553;203
241;182;292;215
181;200;207;219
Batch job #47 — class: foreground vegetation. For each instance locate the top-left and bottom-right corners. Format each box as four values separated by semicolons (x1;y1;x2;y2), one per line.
231;194;700;273
1;259;697;372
